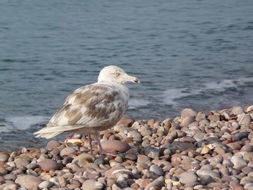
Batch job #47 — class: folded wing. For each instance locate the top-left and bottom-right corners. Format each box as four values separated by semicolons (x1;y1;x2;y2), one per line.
34;83;128;138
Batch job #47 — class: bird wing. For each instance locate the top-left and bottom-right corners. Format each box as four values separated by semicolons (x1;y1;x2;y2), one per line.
35;83;128;136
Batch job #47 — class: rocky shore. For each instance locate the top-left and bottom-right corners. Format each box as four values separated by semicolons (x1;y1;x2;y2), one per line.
1;105;253;190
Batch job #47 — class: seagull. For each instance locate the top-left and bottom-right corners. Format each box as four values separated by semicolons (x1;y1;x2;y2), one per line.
34;65;140;155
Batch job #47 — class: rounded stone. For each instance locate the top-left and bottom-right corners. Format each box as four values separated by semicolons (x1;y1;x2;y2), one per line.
38;181;54;189
82;179;104;190
245;183;253;190
101;140;130;152
46;140;61;149
4;174;16;181
60;147;76;157
140;127;152;136
0;152;9;162
232;106;244;115
116;115;134;127
231;155;247;169
181;108;197;118
144;176;164;189
0;166;7;175
181;116;195;127
149;164;164;176
38;159;58;171
179;172;198;186
144;147;160;158
72;153;94;167
14;157;30;168
128;130;142;142
238;114;251;127
15;175;42;190
243;152;253;162
196;169;220;179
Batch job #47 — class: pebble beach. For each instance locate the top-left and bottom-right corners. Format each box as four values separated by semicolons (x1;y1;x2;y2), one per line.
1;105;253;190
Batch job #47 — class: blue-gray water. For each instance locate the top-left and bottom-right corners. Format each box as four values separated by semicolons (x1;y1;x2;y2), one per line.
1;0;253;151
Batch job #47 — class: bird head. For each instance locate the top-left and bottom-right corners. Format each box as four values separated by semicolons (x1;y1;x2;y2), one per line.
98;65;140;84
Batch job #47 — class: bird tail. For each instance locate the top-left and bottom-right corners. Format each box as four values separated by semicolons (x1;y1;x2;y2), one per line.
35;131;63;139
34;124;84;139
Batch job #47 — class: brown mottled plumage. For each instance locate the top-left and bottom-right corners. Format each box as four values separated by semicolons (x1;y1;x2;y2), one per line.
34;65;140;154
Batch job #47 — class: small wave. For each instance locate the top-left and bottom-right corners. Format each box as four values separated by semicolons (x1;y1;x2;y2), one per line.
162;77;253;105
162;89;189;105
4;116;48;131
128;98;151;110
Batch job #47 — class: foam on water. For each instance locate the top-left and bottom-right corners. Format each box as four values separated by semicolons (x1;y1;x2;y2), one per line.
128;98;151;110
3;116;48;132
163;77;253;105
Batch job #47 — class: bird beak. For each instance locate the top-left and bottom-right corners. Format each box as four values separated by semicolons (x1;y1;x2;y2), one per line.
124;74;140;83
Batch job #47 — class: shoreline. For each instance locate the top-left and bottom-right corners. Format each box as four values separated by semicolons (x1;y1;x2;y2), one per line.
1;105;253;189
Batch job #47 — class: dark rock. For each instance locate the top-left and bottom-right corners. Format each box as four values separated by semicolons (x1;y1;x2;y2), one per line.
232;132;249;141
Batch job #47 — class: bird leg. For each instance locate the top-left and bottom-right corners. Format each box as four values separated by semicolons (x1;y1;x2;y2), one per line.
88;134;93;155
94;132;117;157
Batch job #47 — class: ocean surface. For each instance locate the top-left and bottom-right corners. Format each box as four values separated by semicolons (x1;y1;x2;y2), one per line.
0;0;253;151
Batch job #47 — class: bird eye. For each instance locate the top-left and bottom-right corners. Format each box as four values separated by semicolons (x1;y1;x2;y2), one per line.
114;72;120;77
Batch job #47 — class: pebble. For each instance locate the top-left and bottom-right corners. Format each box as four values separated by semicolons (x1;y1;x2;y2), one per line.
245;183;253;190
179;171;198;186
144;147;161;158
149;164;164;176
72;153;94;167
230;181;244;190
231;155;247;169
38;181;54;189
38;159;59;171
60;147;76;157
195;112;206;121
82;180;104;190
232;106;244;115
0;152;9;162
181;116;195;127
196;169;220;180
14;157;29;168
15;175;42;189
144;176;164;190
116;115;134;127
0;166;7;175
238;114;251;127
101;140;130;152
233;131;249;141
47;140;61;149
181;108;197;118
